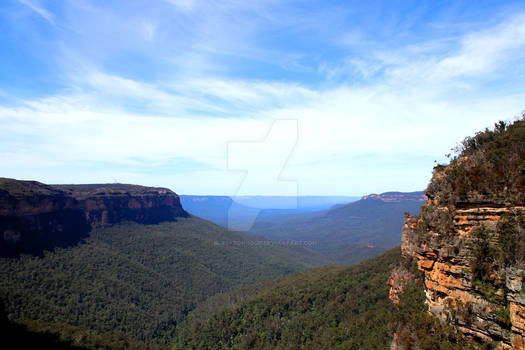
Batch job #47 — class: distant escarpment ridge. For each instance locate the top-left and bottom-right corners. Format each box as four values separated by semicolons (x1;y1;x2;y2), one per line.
0;178;188;256
360;191;427;202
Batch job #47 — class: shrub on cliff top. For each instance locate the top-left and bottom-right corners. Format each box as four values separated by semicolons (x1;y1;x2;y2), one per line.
426;115;525;205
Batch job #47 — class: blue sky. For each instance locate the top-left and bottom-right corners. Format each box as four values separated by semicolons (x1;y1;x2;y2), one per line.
1;0;525;195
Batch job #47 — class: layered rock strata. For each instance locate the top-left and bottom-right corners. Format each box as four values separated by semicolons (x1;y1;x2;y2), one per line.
399;201;525;349
0;178;188;256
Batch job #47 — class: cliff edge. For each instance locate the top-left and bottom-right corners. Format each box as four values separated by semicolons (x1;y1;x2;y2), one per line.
53;183;188;226
391;117;525;349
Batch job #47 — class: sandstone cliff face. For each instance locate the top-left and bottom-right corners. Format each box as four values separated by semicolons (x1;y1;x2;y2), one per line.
0;178;188;256
54;184;188;226
389;118;525;349
0;178;89;256
399;200;525;349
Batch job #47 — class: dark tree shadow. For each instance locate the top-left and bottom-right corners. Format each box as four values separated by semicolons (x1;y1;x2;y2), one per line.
0;209;91;257
0;301;87;349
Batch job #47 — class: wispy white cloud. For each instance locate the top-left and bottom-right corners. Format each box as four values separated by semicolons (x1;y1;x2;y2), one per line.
378;13;525;85
82;72;225;115
177;78;319;110
18;0;55;26
433;14;525;78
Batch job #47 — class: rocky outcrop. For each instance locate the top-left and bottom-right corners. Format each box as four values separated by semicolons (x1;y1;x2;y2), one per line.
0;178;188;256
389;118;525;349
388;264;414;304
398;200;525;349
54;184;188;226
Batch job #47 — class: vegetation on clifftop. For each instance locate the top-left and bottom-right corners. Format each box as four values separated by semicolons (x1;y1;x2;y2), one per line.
415;116;525;260
427;116;525;205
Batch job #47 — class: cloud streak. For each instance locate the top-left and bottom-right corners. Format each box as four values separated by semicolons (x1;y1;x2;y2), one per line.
17;0;55;26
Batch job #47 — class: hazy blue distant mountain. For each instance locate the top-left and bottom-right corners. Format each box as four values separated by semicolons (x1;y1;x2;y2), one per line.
180;195;359;229
179;196;234;227
250;191;425;265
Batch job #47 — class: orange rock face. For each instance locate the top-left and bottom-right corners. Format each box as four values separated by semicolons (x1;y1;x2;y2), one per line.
397;202;525;349
388;265;414;304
